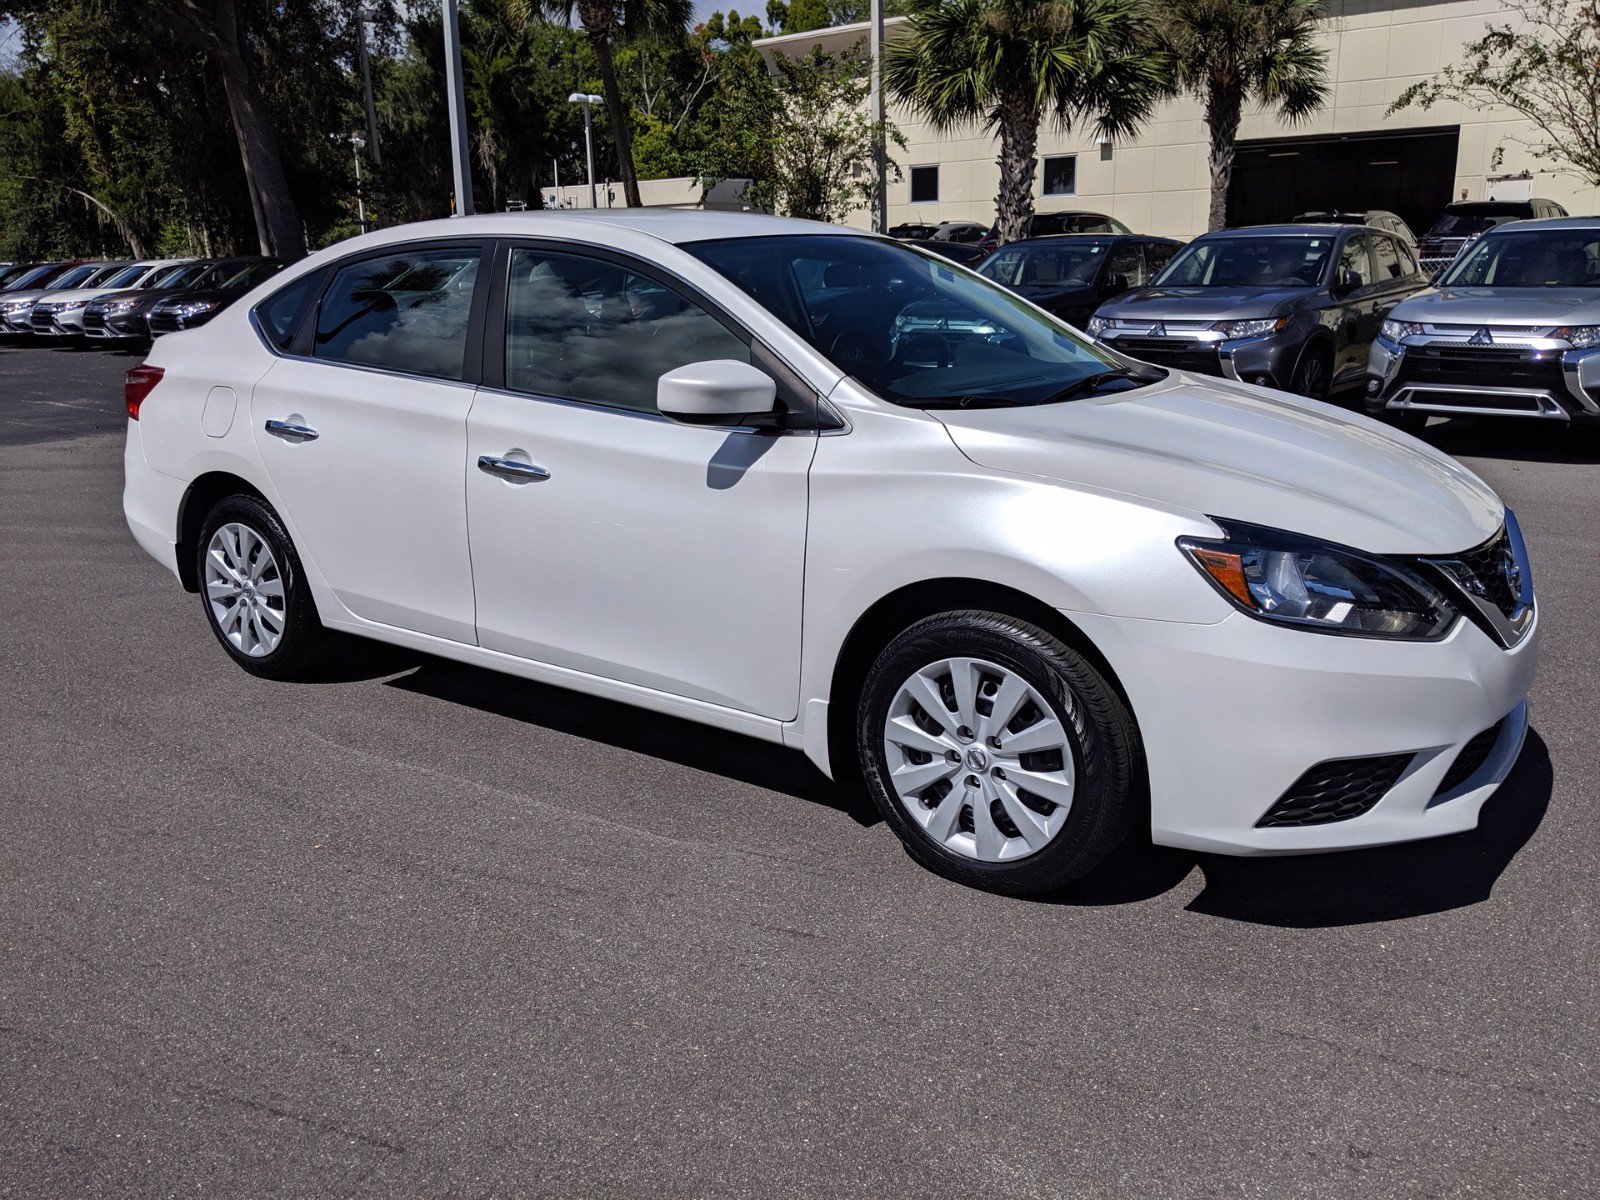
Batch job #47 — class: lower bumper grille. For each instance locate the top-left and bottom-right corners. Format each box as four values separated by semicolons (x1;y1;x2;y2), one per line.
1256;753;1412;828
1434;718;1506;797
147;312;181;336
30;312;56;334
1397;346;1565;391
83;311;107;334
1111;338;1222;374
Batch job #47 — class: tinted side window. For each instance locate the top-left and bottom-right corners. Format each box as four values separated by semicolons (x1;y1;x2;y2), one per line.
255;272;322;350
1371;235;1404;282
313;246;482;380
1106;242;1145;287
1145;241;1179;276
1339;234;1370;287
1396;240;1419;277
503;248;750;414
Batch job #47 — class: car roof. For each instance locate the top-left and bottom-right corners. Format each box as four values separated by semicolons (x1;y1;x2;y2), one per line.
995;234;1176;248
335;210;866;249
1209;224;1354;238
1476;216;1600;233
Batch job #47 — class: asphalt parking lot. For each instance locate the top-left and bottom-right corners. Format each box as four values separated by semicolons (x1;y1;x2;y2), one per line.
3;341;1597;1198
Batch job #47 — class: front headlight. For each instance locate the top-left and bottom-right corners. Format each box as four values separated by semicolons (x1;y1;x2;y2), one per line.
103;298;140;315
1178;519;1456;639
1086;315;1110;337
3;298;35;314
1213;316;1287;339
172;299;221;317
1553;325;1600;349
1381;318;1423;341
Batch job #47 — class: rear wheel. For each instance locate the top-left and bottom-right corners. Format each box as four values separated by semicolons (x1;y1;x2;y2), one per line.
857;611;1141;895
197;495;335;680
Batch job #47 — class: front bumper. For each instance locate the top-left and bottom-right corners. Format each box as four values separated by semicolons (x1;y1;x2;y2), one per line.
0;309;36;334
1367;336;1600;423
84;308;150;340
1099;328;1304;389
1070;604;1539;855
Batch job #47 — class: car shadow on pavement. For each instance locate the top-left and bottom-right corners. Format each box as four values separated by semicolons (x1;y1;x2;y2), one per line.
1420;417;1600;464
385;659;882;826
1047;730;1553;926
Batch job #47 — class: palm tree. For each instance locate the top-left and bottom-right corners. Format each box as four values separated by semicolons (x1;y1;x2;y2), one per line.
1149;0;1329;232
514;0;691;206
886;0;1163;246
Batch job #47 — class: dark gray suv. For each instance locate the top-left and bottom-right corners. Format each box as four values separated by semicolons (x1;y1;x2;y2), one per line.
1087;224;1428;399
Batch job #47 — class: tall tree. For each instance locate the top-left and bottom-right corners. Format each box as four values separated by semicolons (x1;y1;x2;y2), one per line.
1148;0;1328;232
1387;0;1600;191
151;0;310;258
513;0;691;206
885;0;1162;247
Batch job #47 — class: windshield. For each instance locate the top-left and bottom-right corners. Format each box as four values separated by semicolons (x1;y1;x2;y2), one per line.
1441;229;1600;288
686;235;1150;408
51;265;100;289
1428;205;1528;237
102;264;150;289
158;263;212;288
1155;235;1335;288
220;262;281;289
979;240;1110;288
5;265;58;290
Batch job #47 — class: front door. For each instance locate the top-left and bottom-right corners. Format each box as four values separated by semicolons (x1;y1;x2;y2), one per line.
250;242;486;643
465;244;815;719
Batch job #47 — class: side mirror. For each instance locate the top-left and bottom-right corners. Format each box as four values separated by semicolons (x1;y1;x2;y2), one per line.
657;359;779;426
1332;267;1361;296
1102;271;1129;295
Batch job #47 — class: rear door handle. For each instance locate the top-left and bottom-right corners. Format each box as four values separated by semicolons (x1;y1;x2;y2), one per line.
265;419;319;442
477;455;550;482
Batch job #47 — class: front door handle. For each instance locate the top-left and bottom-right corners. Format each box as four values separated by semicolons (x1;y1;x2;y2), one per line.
477;455;550;482
265;419;319;442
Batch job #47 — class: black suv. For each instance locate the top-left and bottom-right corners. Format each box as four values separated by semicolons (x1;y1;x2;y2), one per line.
1295;210;1417;251
978;234;1183;328
1416;198;1568;276
1088;224;1428;399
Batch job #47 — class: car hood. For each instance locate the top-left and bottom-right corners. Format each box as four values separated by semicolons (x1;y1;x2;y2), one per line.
0;287;62;307
35;286;121;306
1096;285;1311;321
1010;282;1098;309
932;373;1503;555
1390;286;1600;327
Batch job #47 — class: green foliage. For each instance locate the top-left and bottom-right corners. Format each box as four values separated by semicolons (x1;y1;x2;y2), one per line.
1388;0;1600;190
698;45;904;223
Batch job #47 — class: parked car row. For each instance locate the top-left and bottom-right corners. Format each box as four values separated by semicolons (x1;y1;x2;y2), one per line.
0;256;283;348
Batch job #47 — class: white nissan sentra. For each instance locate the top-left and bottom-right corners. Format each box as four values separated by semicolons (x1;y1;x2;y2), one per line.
123;212;1538;894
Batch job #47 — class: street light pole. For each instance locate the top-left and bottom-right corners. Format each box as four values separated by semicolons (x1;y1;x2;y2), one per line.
355;7;381;166
351;135;368;232
869;0;886;234
567;93;603;209
442;0;473;215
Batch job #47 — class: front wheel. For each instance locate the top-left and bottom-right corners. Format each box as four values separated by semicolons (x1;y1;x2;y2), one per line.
1290;346;1331;400
197;495;335;680
857;611;1141;895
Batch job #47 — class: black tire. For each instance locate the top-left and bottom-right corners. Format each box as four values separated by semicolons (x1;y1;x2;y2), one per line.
196;494;335;680
857;610;1142;896
1290;345;1332;400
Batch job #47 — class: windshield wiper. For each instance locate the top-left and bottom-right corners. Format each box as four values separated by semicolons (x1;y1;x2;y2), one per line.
1041;369;1158;404
899;395;1019;410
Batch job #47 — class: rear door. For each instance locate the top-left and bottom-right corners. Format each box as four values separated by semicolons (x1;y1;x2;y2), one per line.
1331;232;1378;385
250;241;487;644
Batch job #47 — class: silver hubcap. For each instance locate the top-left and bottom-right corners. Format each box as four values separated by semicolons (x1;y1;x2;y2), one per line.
204;522;286;658
883;657;1076;862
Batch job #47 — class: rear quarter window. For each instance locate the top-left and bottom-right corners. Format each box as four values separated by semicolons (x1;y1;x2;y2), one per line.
254;271;324;351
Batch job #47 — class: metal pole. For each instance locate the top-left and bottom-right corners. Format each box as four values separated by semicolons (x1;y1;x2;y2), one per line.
583;107;597;209
552;157;560;207
356;12;382;165
442;0;473;216
869;0;886;234
353;143;367;232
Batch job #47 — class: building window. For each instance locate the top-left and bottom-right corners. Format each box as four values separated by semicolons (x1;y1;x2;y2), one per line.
1043;155;1076;196
910;165;939;204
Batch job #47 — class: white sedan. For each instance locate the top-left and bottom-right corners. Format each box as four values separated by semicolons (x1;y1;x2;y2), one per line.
123;212;1538;894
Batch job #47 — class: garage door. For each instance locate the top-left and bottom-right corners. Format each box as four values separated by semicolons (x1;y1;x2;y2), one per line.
1227;126;1460;238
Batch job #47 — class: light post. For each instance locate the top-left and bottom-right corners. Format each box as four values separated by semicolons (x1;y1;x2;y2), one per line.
355;7;381;166
868;0;886;234
443;0;473;215
567;93;603;209
332;132;369;232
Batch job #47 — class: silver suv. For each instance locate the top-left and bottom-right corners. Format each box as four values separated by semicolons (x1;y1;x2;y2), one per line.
1366;218;1600;431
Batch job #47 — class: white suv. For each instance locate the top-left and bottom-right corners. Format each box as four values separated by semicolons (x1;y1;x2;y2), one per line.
123;212;1538;894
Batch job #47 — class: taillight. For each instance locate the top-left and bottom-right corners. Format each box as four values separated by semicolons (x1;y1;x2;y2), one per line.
124;365;164;420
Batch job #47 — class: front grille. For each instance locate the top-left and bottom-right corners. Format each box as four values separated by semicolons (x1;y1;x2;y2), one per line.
83;310;107;334
1256;753;1412;827
1434;718;1506;797
147;309;181;335
1396;345;1565;391
1450;528;1519;617
30;310;55;333
1112;338;1222;374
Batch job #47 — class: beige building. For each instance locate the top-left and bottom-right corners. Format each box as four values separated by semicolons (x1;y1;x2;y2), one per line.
755;0;1600;240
